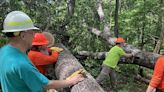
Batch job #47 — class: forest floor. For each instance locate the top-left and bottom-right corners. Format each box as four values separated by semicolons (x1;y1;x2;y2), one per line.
100;72;148;92
82;60;151;92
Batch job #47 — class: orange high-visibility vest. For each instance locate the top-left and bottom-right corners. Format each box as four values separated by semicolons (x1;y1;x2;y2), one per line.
28;50;58;75
149;56;164;91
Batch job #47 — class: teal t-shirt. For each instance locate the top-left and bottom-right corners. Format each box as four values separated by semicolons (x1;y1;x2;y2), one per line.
103;45;125;68
0;44;49;92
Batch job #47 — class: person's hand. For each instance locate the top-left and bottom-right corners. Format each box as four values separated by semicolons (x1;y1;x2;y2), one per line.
66;69;85;85
47;89;58;92
50;47;63;53
68;74;84;85
132;49;140;56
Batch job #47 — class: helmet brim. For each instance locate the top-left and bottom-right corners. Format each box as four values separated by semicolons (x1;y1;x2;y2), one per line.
2;27;39;33
32;41;49;46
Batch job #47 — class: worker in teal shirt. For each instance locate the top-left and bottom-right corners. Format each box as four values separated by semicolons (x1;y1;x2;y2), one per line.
0;11;84;92
96;38;137;91
0;44;49;92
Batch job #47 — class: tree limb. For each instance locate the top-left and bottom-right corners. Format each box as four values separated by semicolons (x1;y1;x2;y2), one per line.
96;0;104;21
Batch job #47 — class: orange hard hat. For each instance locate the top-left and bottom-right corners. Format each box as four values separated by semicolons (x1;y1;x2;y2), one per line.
115;37;125;43
32;33;49;45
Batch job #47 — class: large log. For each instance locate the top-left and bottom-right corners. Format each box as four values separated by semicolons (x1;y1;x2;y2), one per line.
55;43;105;92
77;50;161;69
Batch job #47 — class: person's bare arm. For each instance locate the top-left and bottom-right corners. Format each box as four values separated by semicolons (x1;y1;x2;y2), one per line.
44;74;84;89
44;80;72;89
146;85;155;92
123;53;133;58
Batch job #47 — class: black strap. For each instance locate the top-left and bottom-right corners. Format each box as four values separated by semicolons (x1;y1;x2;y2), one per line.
156;89;163;92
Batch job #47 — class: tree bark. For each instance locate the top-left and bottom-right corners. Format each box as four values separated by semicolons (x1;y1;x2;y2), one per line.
138;0;146;77
154;0;164;53
96;0;104;21
114;0;119;37
67;0;75;16
0;0;6;6
153;40;162;53
55;43;105;92
77;50;161;69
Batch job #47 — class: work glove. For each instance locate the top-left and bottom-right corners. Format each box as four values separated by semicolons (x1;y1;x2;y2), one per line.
66;69;86;80
131;49;140;56
50;47;63;53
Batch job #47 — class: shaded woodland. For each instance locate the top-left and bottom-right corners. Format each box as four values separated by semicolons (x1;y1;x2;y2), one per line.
0;0;164;92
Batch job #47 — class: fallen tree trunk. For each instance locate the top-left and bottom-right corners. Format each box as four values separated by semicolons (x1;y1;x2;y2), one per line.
77;50;161;69
55;43;105;92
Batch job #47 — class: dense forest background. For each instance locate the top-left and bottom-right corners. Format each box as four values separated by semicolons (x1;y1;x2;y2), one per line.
0;0;164;92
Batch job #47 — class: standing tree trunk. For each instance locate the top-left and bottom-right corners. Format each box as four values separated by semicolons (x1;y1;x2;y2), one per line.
114;0;119;37
96;0;111;39
96;0;104;21
138;0;146;77
67;0;75;16
154;0;164;53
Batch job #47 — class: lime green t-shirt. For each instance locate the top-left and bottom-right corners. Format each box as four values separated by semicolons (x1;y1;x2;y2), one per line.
103;45;125;68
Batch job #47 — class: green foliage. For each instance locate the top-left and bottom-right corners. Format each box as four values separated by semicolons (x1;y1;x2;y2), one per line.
0;0;163;91
66;0;112;53
0;33;8;47
119;0;163;51
118;64;138;76
80;58;102;77
0;0;162;52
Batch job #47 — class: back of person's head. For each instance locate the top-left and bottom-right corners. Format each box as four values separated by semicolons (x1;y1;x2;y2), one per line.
42;32;55;47
2;11;39;37
32;33;49;46
115;37;125;45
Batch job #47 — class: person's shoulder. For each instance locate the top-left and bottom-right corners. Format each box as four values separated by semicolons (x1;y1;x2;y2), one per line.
17;57;34;70
0;44;10;50
113;45;123;50
156;56;164;64
159;56;164;60
112;45;118;48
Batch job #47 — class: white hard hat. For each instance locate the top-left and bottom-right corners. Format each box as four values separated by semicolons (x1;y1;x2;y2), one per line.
2;11;39;32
